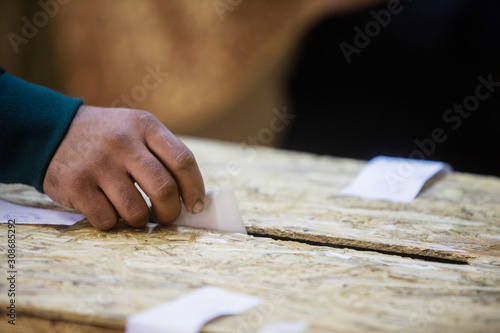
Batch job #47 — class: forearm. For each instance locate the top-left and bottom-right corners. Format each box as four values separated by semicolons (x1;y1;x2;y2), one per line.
0;68;83;192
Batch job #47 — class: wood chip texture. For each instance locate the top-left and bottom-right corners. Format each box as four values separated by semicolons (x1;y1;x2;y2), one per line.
0;137;499;332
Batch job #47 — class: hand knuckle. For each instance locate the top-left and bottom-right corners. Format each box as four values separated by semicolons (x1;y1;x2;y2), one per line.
68;172;93;192
117;187;149;226
89;152;109;171
158;202;182;225
139;156;160;172
168;205;182;223
95;217;117;230
137;111;159;129
107;131;133;148
124;206;149;227
173;149;196;171
139;157;170;181
78;202;117;230
137;111;156;123
153;179;178;200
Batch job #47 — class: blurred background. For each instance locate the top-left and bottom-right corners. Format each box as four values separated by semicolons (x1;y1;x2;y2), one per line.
1;0;499;176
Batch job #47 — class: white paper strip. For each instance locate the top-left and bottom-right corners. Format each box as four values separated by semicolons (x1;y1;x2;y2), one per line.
136;185;246;234
257;321;309;333
0;199;84;225
341;156;452;203
126;286;262;333
171;188;247;234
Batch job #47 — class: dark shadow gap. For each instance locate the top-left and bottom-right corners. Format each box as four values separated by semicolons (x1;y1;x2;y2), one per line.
248;232;469;265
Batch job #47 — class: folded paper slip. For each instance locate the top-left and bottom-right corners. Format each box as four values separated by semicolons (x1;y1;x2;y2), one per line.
0;198;84;225
341;156;452;203
126;286;262;333
137;186;247;234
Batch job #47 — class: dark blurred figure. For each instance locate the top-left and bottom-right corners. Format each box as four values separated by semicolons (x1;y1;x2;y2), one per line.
285;0;500;176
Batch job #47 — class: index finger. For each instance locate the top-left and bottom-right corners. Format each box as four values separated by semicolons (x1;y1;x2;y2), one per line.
144;119;205;215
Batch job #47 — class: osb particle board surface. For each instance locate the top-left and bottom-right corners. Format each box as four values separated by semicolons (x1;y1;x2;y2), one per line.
0;137;499;332
0;222;499;332
181;137;500;265
1;136;499;266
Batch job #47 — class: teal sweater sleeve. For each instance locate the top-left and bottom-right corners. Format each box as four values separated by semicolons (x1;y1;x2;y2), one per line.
0;68;83;192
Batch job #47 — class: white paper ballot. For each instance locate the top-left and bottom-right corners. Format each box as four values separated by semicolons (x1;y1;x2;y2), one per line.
136;186;247;234
126;286;262;333
0;199;85;225
171;188;247;234
341;156;451;203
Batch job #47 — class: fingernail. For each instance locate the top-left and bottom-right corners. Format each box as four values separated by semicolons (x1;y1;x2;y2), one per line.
192;200;204;214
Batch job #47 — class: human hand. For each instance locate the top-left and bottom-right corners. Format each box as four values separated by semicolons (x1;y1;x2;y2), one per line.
43;105;205;230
